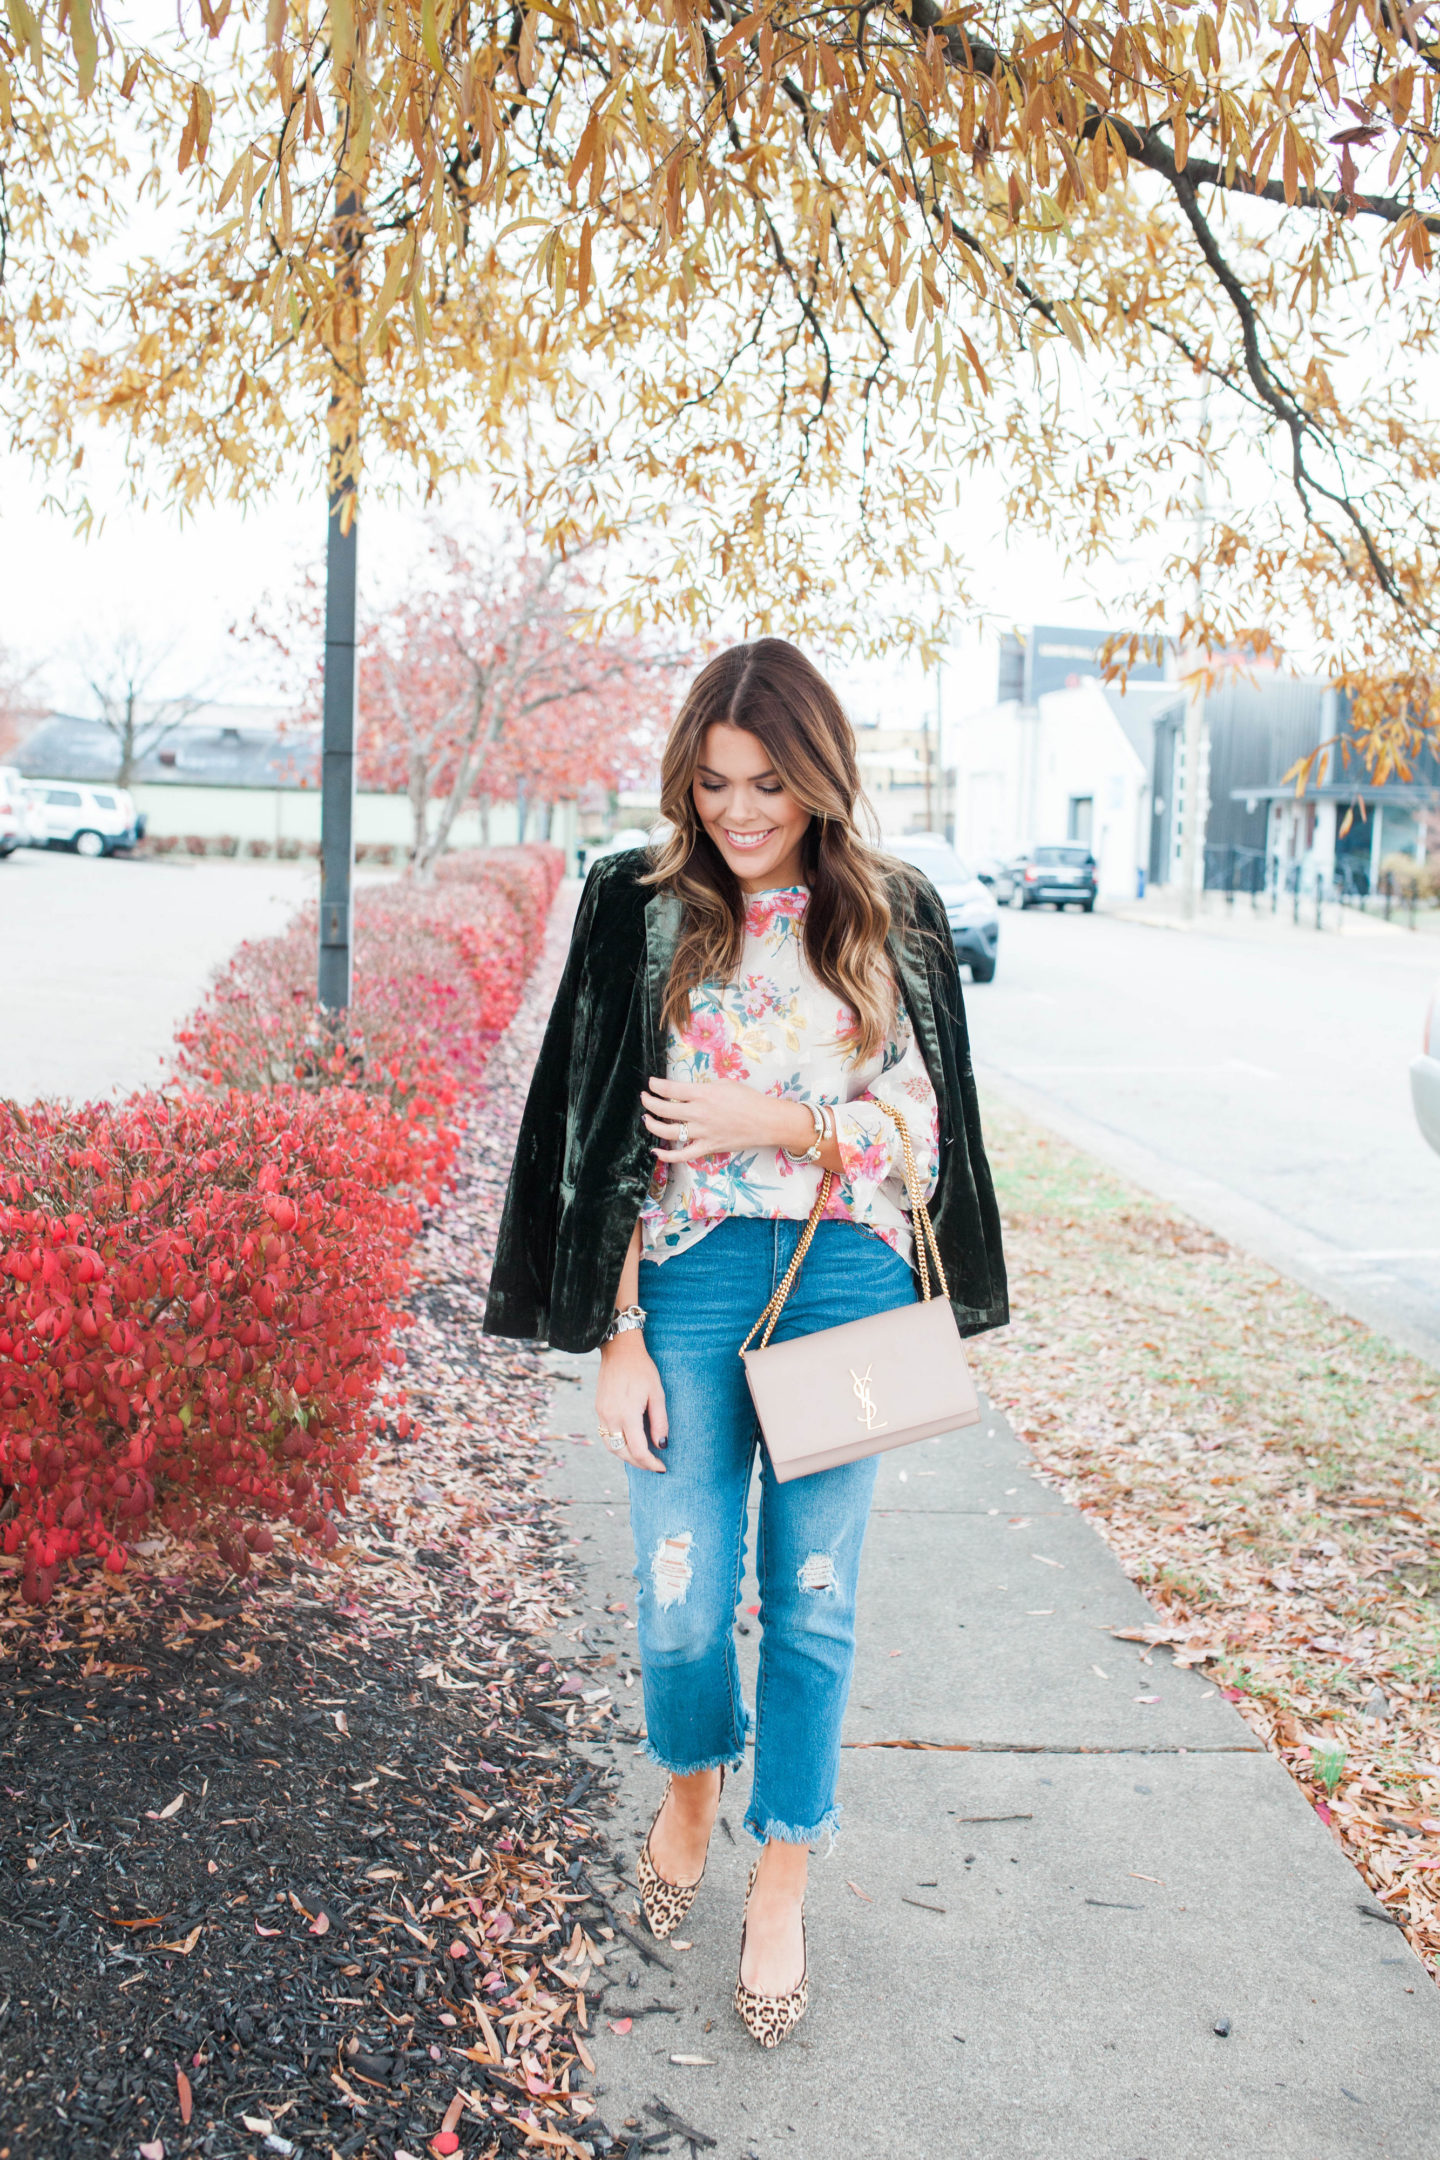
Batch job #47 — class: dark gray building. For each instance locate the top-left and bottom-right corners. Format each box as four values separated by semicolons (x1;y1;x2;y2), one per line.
998;625;1168;709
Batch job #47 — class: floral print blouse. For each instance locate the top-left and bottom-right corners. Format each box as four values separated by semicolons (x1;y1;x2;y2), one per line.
640;885;941;1267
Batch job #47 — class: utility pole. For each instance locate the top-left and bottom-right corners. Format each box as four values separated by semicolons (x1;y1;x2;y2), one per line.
1178;671;1210;920
318;174;364;1015
1179;397;1211;921
923;662;938;832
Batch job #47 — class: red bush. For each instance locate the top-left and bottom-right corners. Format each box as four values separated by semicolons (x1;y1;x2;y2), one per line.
174;847;564;1104
0;1091;422;1601
0;846;563;1599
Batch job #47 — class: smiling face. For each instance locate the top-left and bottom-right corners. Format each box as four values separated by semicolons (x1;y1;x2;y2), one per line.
692;722;812;893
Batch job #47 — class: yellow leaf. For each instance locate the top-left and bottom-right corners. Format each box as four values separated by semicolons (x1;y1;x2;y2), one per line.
217;151;250;211
958;328;990;396
329;0;354;74
1052;297;1086;354
567;112;598;194
6;0;40;69
363;241;410;346
716;10;761;60
68;0;98;96
517;9;539;90
420;0;443;77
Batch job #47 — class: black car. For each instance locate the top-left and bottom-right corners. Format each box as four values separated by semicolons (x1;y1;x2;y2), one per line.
1014;844;1098;911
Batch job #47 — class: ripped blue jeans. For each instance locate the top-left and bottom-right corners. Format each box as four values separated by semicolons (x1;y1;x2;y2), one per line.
628;1216;916;1846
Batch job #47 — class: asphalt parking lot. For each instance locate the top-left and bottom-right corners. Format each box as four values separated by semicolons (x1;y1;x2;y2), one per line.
0;847;318;1103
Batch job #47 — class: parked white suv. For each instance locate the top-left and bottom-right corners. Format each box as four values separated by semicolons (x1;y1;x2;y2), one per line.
28;779;141;857
0;766;45;856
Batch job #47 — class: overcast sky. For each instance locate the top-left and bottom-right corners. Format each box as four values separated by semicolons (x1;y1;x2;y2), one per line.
0;436;1174;753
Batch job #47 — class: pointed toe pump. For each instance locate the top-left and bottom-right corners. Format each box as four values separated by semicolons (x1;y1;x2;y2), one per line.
636;1770;724;1939
733;1860;809;2048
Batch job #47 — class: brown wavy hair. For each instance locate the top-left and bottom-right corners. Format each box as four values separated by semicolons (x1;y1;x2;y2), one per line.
645;638;898;1061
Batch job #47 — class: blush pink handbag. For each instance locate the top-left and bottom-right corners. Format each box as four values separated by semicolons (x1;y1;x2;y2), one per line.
739;1101;981;1482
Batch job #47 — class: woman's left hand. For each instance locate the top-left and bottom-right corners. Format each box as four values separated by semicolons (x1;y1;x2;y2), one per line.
642;1076;812;1164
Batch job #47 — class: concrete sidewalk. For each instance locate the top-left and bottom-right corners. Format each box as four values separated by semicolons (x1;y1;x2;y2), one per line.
537;1357;1440;2160
1099;891;1420;944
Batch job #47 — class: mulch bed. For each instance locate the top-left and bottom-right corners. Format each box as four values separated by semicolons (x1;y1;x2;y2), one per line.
973;1092;1440;1982
0;902;697;2160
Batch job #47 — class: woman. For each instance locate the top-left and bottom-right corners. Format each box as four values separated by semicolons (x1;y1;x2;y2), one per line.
485;639;1006;2047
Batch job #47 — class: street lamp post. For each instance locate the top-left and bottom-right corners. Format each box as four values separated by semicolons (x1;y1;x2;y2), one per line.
317;178;363;1016
319;479;358;1012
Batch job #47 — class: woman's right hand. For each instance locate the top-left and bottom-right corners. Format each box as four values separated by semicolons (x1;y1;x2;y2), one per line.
596;1331;669;1472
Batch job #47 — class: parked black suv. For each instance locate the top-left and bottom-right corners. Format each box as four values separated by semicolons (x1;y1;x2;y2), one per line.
1014;845;1098;911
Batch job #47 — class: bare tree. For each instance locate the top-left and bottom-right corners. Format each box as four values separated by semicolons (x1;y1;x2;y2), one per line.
84;636;205;787
0;642;43;764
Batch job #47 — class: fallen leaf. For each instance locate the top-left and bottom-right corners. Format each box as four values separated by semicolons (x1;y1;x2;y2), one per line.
241;2117;273;2136
138;2141;164;2160
309;1911;330;1937
1031;1553;1064;1568
440;2094;465;2134
845;1879;873;1902
607;2017;632;2034
157;1793;185;1819
176;2067;193;2123
573;2034;596;2073
255;1921;283;1937
155;1925;202;1955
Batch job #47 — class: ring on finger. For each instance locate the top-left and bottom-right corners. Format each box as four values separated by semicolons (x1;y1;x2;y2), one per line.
599;1429;626;1455
675;1120;690;1149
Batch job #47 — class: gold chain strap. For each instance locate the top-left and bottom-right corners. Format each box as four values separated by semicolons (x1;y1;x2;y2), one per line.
739;1170;836;1354
875;1099;950;1304
738;1100;946;1358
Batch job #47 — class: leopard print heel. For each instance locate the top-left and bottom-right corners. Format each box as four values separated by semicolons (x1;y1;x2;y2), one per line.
733;1860;809;2049
636;1771;724;1940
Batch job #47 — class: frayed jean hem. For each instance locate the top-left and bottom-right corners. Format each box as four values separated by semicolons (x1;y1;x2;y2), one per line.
641;1738;748;1777
744;1803;841;1850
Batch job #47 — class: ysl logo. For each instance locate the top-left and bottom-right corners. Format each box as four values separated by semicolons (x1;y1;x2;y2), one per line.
850;1365;888;1435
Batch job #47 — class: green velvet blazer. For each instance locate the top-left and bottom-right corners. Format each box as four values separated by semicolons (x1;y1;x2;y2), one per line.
482;849;1008;1353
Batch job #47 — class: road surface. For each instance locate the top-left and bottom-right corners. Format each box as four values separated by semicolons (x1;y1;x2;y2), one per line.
968;900;1440;1364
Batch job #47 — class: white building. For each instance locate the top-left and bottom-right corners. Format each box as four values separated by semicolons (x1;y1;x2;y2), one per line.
949;675;1183;901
